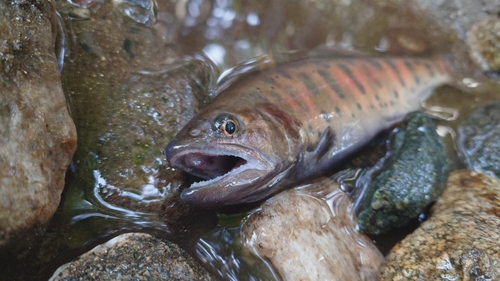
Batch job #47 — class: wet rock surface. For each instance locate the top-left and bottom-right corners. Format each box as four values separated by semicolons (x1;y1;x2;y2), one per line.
56;0;218;246
0;0;77;255
413;0;500;41
413;0;500;75
50;233;214;281
379;170;500;280
467;18;500;72
356;112;448;235
241;177;384;281
458;102;500;178
3;0;499;280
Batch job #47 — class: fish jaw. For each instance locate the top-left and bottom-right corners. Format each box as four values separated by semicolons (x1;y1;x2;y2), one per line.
165;142;286;207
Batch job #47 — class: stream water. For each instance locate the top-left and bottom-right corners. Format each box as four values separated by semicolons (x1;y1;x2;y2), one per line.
5;0;500;280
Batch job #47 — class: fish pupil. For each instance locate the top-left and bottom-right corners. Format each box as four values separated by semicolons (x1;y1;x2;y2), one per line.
225;121;236;135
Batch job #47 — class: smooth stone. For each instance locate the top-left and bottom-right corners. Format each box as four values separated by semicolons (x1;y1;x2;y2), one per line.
0;0;77;255
241;177;384;281
50;233;214;281
379;170;500;280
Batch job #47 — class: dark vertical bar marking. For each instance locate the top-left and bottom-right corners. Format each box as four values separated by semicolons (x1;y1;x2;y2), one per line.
423;62;435;77
269;90;282;101
278;71;292;79
367;59;383;70
337;63;366;95
404;61;420;85
317;61;331;69
318;70;345;99
385;60;406;87
262;77;275;85
299;72;319;96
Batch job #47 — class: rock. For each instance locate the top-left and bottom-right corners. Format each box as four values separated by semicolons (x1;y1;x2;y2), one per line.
379;170;500;280
56;0;217;244
458;102;500;178
411;0;499;75
467;18;500;72
49;233;214;281
412;0;500;41
356;112;448;234
0;0;77;255
240;177;384;281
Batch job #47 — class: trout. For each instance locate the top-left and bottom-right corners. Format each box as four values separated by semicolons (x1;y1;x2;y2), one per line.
165;57;452;207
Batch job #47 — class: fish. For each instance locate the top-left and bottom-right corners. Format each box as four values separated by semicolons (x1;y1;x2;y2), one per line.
164;57;452;208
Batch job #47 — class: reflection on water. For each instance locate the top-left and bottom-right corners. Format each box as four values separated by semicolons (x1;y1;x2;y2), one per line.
10;0;500;280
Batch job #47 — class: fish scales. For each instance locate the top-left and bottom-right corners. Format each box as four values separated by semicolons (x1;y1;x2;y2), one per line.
241;57;449;145
165;57;452;207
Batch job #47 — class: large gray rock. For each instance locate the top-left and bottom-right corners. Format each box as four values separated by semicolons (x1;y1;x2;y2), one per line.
379;170;500;280
0;0;77;255
457;102;500;178
241;177;384;281
50;233;214;281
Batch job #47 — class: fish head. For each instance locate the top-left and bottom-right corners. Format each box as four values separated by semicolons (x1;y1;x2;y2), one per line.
165;102;303;208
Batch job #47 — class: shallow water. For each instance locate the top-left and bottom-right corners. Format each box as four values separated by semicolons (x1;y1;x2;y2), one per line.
5;0;500;280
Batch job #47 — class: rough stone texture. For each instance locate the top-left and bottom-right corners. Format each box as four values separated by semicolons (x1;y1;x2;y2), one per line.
0;0;77;253
357;112;448;235
49;233;214;281
241;177;384;281
379;170;500;280
467;18;500;72
412;0;500;74
413;0;500;41
457;102;500;178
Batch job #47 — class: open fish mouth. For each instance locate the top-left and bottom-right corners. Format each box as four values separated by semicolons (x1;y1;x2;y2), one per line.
166;145;272;190
165;141;283;207
174;152;249;181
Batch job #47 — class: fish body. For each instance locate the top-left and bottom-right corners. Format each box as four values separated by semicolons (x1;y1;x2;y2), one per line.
165;57;452;207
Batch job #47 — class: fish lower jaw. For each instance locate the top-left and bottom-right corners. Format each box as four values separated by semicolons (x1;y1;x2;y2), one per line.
187;161;268;190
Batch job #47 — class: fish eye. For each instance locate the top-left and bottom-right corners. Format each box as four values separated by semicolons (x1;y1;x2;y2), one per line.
214;115;240;137
225;120;236;135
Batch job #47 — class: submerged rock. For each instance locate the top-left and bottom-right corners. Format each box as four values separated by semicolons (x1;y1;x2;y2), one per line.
0;0;77;255
50;233;214;281
56;0;217;245
457;102;500;178
241;177;384;281
379;170;500;280
356;112;448;234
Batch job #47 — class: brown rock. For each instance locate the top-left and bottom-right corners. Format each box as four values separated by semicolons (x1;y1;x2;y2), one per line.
0;0;77;254
49;233;214;281
241;177;384;281
379;170;500;280
467;18;500;72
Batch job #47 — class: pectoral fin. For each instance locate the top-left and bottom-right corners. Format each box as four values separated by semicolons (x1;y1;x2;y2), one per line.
303;127;336;165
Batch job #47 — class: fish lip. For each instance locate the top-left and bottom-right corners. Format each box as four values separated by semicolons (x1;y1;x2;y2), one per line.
167;143;273;172
165;142;278;207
